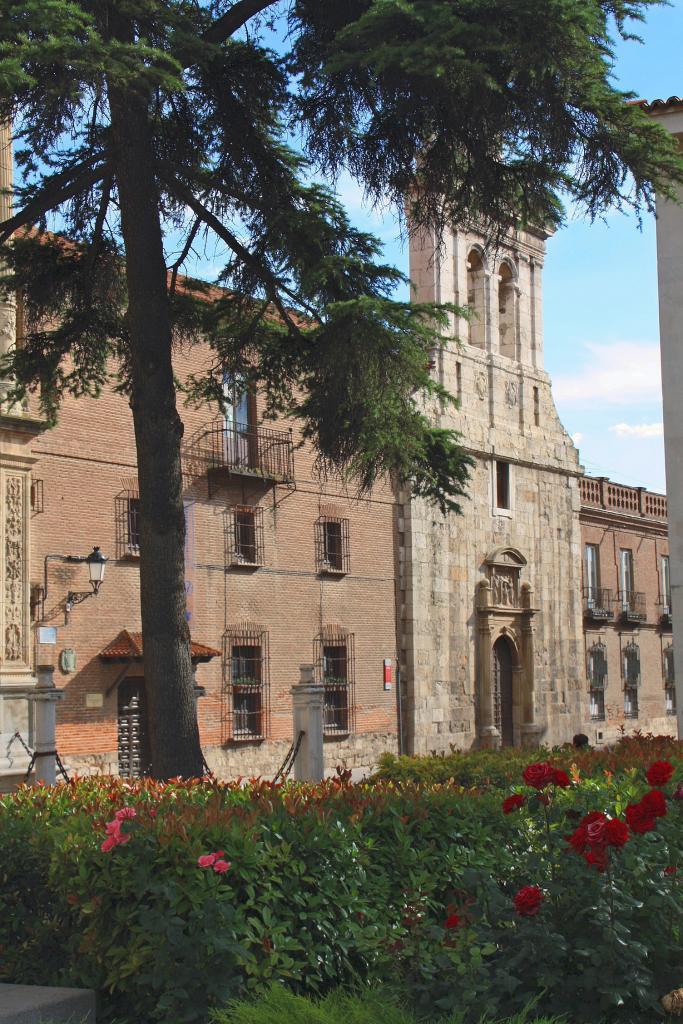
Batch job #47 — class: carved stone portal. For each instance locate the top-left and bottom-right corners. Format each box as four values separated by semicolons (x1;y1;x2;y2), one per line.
476;548;540;748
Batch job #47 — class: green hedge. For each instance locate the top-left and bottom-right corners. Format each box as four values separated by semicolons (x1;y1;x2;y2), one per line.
371;734;683;788
1;743;682;1024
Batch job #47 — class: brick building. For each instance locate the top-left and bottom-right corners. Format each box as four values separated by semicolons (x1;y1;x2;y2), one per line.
0;330;401;782
579;476;675;744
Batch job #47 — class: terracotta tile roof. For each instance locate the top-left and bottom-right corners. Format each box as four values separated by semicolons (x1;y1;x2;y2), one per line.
100;629;220;662
631;96;683;113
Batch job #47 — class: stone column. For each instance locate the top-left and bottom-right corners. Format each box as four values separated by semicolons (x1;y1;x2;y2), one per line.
291;663;325;782
476;579;500;748
29;665;64;785
519;583;543;746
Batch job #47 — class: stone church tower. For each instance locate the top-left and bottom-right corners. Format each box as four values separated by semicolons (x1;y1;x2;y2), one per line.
400;223;585;752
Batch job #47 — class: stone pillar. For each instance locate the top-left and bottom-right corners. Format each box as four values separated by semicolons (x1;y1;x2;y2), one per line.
29;665;64;785
519;582;543;747
291;663;325;782
476;580;500;748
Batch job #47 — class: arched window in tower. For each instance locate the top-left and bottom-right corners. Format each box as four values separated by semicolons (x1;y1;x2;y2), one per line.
498;261;516;359
466;248;486;349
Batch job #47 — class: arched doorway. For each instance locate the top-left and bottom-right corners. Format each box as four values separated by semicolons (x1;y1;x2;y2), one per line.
492;636;515;746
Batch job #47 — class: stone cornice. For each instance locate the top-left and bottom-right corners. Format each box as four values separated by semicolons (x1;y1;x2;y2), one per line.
579;506;668;538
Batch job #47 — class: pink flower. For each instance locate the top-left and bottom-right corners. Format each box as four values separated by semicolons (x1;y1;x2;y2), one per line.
105;820;122;836
213;859;231;874
115;807;137;821
101;836;118;853
198;853;217;869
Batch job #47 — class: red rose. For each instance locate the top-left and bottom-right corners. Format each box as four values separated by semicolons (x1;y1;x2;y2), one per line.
585;848;608;872
585;814;609;847
664;866;677;877
502;794;526;814
605;818;629;848
552;769;571;788
513;885;544;917
646;761;674;788
523;763;555;789
444;913;462;929
568;824;589;854
640;789;667;819
625;801;656;835
673;784;683;801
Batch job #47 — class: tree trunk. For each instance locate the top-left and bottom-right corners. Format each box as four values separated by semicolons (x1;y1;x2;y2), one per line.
107;83;203;779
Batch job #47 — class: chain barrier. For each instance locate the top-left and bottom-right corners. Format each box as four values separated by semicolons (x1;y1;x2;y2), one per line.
5;731;70;783
273;729;305;784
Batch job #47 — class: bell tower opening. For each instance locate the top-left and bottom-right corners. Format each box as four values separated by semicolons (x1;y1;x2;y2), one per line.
466;248;486;349
498;261;516;359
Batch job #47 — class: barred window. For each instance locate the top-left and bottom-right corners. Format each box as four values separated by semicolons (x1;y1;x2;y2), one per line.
314;628;355;735
587;640;607;688
624;686;639;719
664;644;675;686
115;489;141;557
222;625;269;741
623;641;640;687
587;640;607;722
227;506;264;566
315;516;350;573
666;684;676;717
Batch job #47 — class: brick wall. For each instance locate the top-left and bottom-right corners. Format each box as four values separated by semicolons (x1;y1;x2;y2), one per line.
29;341;400;778
580;497;675;743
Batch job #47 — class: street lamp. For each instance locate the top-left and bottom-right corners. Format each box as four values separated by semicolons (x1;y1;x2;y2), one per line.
85;546;107;593
42;546;109;620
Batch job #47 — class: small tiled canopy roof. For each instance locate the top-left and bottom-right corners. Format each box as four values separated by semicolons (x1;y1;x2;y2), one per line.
100;629;220;663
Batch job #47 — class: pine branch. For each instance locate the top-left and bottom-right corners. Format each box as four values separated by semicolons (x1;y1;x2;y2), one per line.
166;176;310;335
0;160;109;244
202;0;276;45
169;215;201;296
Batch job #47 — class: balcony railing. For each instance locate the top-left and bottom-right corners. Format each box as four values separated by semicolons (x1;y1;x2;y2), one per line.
659;595;673;628
193;419;294;484
583;586;613;620
618;590;646;623
579;476;667;521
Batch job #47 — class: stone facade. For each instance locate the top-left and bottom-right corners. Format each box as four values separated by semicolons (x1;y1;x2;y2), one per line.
400;223;585;752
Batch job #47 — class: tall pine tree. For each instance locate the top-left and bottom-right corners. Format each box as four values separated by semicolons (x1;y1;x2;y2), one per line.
0;0;680;777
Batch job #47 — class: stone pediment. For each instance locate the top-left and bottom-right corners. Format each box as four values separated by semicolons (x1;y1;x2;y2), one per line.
485;546;527;569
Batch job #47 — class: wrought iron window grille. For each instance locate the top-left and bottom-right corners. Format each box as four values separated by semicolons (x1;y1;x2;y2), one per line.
227;506;264;567
623;640;641;688
115;490;141;558
664;644;675;686
624;687;639;719
315;516;350;574
222;624;270;742
587;640;608;689
666;684;677;716
30;479;44;515
314;628;356;735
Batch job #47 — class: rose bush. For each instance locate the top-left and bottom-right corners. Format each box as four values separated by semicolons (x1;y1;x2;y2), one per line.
0;739;681;1024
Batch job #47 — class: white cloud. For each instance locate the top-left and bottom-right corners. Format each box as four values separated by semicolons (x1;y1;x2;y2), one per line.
552;341;662;406
608;421;664;438
571;432;583;447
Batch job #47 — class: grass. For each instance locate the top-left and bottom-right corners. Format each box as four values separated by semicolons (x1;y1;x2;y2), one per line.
210;987;566;1024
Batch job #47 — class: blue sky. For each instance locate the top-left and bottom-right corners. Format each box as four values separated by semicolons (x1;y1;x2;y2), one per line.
326;1;683;495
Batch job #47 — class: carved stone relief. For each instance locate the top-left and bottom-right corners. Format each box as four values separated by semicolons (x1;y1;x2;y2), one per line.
475;372;487;400
490;566;519;607
505;379;518;407
2;473;26;665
